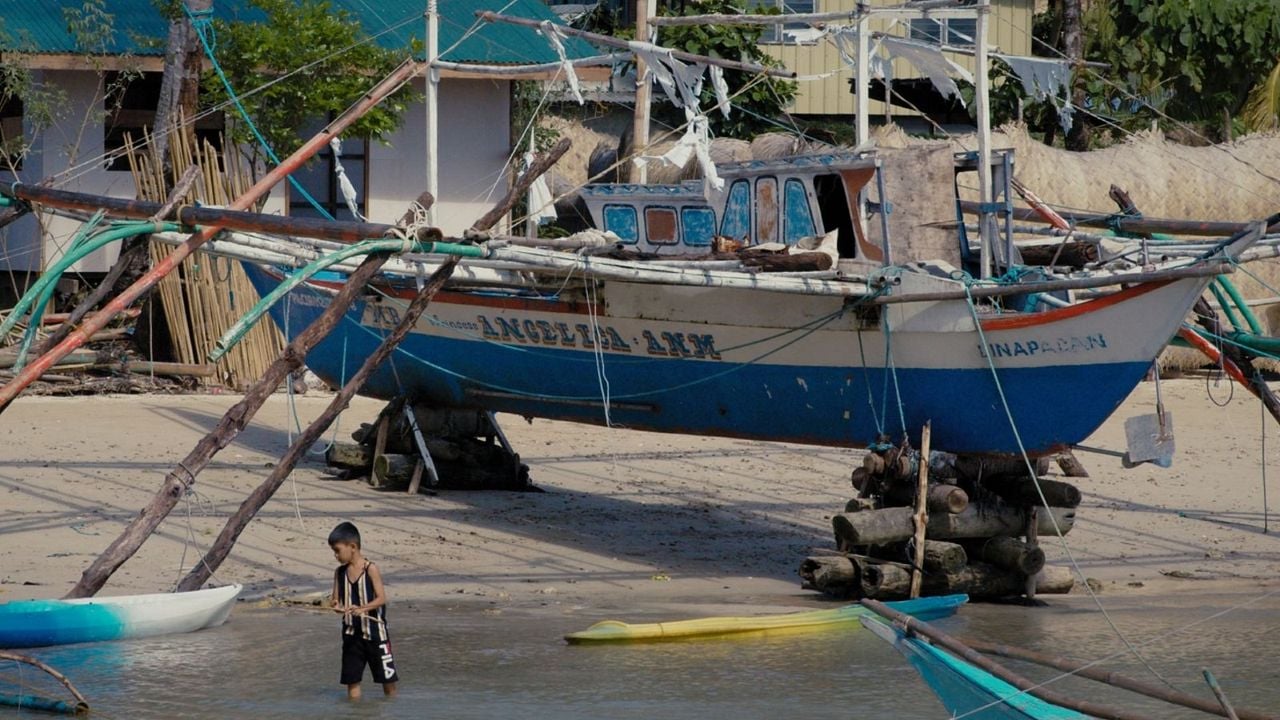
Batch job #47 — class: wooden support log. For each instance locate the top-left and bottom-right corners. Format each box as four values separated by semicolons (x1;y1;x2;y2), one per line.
1017;242;1098;268
962;536;1046;576
863;562;1073;601
326;441;373;469
371;454;416;491
66;253;394;599
979;476;1082;508
832;504;1075;547
799;556;861;598
739;252;833;272
844;496;878;513
954;455;1050;482
909;421;931;598
1055;449;1090;477
884;483;969;514
175;258;459;592
1034;565;1075;594
862;562;911;599
868;540;968;574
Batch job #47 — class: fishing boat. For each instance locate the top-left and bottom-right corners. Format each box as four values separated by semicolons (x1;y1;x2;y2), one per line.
564;593;966;644
0;584;241;648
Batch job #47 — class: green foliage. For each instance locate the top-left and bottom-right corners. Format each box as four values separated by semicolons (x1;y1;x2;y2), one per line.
200;0;416;158
1242;58;1280;132
1087;0;1280;133
649;0;797;139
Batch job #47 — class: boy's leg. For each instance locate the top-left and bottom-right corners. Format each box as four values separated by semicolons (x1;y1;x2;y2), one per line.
340;634;366;699
383;681;397;697
369;639;400;694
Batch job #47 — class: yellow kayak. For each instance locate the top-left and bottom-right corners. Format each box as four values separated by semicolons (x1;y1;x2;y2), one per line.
564;594;967;644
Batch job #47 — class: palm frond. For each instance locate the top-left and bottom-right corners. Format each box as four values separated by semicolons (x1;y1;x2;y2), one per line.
1242;57;1280;132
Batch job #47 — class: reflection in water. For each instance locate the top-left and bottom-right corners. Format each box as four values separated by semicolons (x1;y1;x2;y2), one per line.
2;593;1276;719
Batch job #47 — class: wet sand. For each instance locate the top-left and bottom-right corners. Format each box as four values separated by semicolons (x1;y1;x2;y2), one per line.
1;378;1277;612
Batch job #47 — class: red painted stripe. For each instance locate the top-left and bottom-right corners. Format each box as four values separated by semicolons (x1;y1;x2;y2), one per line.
980;280;1172;331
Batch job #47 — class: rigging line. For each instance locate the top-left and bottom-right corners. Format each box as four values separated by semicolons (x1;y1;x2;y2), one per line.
855;323;884;437
49;12;425;188
989;12;1280;193
960;281;1183;692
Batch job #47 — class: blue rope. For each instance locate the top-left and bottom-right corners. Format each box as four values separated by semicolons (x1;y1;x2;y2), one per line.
185;6;335;220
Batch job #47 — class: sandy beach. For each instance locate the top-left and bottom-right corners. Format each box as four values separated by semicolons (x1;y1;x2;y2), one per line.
1;378;1277;612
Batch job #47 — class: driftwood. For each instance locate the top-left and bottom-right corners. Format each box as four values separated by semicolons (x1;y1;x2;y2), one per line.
1055;449;1090;477
175;259;459;592
67;253;394;598
874;540;968;574
954;455;1050;482
1018;242;1098;268
0;650;89;715
844;496;879;512
963;536;1046;576
798;555;859;593
739;252;833;272
832;505;1075;547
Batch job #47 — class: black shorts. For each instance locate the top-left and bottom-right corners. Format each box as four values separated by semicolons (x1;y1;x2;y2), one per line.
340;633;399;685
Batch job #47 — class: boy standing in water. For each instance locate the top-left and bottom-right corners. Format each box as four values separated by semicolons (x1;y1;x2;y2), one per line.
329;522;398;699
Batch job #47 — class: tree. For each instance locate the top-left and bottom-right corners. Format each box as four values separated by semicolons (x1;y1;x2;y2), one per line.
199;0;416;167
1086;0;1280;139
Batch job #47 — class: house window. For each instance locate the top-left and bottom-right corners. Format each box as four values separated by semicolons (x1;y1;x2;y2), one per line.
104;72;223;172
289;135;368;221
603;204;638;243
644;207;678;245
909;17;978;47
748;0;817;44
0;95;22;172
680;206;716;246
720;179;751;240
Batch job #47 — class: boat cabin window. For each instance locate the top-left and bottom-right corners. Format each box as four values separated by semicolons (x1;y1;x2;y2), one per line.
814;173;856;257
720;179;751;241
783;179;816;244
645;207;678;245
603;204;639;244
755;177;779;243
681;207;716;246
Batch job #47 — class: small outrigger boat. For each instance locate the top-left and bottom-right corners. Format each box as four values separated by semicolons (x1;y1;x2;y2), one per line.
0;585;241;648
564;593;966;644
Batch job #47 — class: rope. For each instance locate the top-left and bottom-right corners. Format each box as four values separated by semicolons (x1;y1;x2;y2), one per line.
959;279;1183;691
184;5;335;220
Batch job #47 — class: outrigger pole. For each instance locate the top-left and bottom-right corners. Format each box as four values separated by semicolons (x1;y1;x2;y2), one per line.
0;57;427;415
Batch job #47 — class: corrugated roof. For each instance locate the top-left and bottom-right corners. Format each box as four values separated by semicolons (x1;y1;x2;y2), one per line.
0;0;596;65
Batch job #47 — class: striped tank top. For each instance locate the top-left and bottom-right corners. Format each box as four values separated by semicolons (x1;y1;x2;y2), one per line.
335;561;388;642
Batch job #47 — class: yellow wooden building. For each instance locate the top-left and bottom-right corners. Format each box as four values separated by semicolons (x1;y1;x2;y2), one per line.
756;0;1035;118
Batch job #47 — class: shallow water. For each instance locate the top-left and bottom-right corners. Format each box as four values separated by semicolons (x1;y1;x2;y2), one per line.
4;593;1278;719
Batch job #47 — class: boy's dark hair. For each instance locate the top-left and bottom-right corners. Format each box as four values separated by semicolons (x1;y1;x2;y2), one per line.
328;522;361;548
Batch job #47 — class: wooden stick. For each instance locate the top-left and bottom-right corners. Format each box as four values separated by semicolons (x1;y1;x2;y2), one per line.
909;421;930;599
32;243;148;357
0;58;425;414
65;252;393;599
175;259;459;591
861;599;1159;720
0;650;90;711
470;137;571;233
959;639;1276;720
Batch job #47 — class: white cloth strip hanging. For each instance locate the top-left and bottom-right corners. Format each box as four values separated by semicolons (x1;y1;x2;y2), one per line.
878;35;973;106
329;136;366;221
540;21;584;105
994;53;1075;134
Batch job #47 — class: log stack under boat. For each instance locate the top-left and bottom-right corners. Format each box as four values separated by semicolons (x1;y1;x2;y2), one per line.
800;444;1080;601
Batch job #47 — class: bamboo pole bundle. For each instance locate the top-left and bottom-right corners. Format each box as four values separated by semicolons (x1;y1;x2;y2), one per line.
127;118;285;389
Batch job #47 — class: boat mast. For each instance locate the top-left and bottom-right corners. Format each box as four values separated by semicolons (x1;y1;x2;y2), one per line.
425;0;440;225
854;2;870;145
633;0;655;183
974;0;994;279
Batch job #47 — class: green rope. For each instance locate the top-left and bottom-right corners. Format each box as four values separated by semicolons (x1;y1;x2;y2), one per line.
12;211;107;369
184;6;335;220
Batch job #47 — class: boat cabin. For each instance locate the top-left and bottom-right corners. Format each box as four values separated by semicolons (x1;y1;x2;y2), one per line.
579;147;1017;274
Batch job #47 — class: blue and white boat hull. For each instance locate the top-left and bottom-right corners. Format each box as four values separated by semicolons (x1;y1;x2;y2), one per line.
242;260;1209;457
